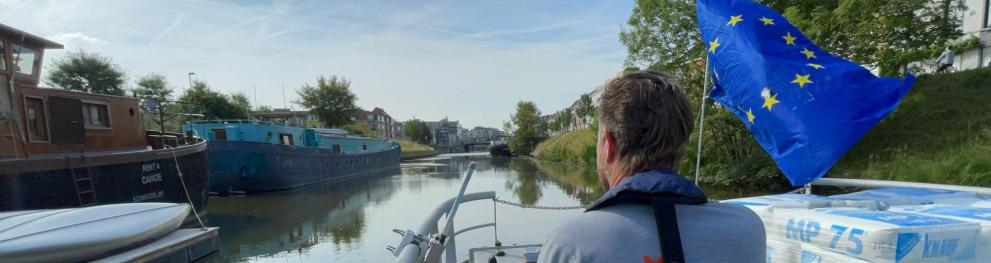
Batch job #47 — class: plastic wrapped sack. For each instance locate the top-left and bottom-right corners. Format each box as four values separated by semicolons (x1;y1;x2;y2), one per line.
800;243;871;263
766;236;800;263
831;188;979;206
768;208;979;262
891;205;991;261
722;194;833;209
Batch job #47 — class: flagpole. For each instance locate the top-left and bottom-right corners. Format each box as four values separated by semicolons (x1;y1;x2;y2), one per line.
694;56;710;185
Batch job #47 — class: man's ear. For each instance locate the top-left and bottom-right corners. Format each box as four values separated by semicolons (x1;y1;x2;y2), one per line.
602;129;617;163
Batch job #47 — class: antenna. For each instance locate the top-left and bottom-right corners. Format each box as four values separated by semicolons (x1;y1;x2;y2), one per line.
253;85;257;110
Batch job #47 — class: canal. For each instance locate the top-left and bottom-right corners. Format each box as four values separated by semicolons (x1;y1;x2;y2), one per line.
203;153;764;262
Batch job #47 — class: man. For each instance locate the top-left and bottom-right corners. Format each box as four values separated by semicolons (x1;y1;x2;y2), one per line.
936;47;954;73
538;71;765;263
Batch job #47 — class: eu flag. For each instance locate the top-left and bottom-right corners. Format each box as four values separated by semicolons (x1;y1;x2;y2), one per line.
696;0;915;186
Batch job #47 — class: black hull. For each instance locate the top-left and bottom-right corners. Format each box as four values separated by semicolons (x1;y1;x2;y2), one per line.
0;141;210;215
206;141;401;194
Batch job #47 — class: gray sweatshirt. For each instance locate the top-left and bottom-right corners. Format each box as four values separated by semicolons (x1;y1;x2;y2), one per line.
538;202;766;263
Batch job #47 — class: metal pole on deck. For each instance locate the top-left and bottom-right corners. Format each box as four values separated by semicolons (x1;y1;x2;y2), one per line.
694;57;710;185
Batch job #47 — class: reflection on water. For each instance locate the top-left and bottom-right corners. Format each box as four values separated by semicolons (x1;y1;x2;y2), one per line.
204;154;764;262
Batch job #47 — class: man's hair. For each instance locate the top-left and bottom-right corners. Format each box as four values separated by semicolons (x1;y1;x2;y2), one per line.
597;70;694;176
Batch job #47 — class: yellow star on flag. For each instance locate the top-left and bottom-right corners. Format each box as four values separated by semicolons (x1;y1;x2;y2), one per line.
746;108;756;123
782;32;796;45
791;74;813;88
759;17;774;25
727;15;744;26
762;93;780;111
709;38;720;53
807;63;825;69
800;47;816;59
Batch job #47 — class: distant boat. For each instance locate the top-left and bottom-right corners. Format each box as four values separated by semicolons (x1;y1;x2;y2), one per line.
183;121;401;194
0;23;209;216
0;203;189;263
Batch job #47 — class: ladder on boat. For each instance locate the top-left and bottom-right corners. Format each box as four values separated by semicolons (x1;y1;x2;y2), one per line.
66;155;98;206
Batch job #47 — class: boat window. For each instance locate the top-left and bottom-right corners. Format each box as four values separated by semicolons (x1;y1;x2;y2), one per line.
362;144;367;150
212;129;227;140
332;144;341;153
279;133;293;145
11;44;37;75
82;103;111;129
25;97;48;141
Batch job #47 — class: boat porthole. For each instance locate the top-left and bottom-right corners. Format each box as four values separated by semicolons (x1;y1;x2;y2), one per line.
129;108;135;116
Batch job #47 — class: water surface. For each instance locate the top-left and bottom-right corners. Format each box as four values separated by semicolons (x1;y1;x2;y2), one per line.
204;153;760;262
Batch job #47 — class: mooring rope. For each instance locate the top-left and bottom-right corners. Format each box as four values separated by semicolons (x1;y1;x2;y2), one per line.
167;145;207;230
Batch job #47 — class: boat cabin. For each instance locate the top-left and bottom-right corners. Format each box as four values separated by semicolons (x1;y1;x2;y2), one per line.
0;23;147;159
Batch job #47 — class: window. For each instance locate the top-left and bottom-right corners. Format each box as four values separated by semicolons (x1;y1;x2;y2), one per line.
11;44;37;75
25;97;48;141
367;115;373;121
987;0;991;28
212;129;227;140
279;133;294;145
0;41;6;71
82;103;111;128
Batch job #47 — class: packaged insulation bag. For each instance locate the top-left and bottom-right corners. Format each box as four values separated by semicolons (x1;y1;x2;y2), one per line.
800;243;871;263
723;194;833;210
766;235;801;263
768;207;979;262
831;188;980;206
890;205;991;261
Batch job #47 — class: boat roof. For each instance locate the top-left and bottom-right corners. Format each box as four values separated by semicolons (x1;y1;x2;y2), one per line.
0;23;63;49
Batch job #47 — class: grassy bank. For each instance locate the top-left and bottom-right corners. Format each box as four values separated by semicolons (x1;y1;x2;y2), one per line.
398;140;437;160
531;129;597;166
534;68;991;187
830;69;991;186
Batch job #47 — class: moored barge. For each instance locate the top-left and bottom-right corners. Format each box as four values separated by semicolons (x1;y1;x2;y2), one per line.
0;23;209;214
184;120;400;194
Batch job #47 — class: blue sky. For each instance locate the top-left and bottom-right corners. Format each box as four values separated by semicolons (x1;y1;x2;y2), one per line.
0;0;632;128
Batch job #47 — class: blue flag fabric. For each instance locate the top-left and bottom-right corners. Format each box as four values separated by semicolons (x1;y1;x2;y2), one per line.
696;0;915;186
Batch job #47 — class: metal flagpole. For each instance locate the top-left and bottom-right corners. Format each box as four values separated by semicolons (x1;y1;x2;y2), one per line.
694;56;710;185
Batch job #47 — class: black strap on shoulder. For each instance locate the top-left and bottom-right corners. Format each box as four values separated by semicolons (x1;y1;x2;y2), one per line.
592;192;702;263
652;196;685;263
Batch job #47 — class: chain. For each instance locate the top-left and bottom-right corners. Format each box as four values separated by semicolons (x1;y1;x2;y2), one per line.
493;197;589;210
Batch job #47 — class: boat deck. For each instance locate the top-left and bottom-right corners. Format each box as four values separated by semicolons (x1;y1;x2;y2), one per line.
93;227;218;263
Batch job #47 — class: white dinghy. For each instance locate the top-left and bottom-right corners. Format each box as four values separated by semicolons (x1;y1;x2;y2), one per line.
0;202;190;263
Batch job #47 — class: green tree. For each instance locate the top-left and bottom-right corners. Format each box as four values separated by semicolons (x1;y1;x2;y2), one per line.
508;101;545;155
344;122;373;137
178;80;248;119
766;0;962;75
132;73;172;102
46;51;126;95
554;109;573;132
230;92;252;118
296;75;358;128
403;119;433;144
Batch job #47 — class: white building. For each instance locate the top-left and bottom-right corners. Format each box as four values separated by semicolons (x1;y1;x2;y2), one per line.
911;0;991;71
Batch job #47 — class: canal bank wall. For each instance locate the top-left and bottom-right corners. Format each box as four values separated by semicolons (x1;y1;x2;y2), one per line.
401;150;438;160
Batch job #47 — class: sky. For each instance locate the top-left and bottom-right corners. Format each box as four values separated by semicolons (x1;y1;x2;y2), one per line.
0;0;632;128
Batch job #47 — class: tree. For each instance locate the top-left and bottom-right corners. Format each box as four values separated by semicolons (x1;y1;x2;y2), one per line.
508;101;545;155
178;80;249;119
766;0;963;75
230;92;252;118
403;119;433;144
553;109;573;132
133;73;172;102
344;122;373;137
46;51;126;95
296;75;358;128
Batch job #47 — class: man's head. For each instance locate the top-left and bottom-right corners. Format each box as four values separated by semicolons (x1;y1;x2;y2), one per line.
595;70;694;190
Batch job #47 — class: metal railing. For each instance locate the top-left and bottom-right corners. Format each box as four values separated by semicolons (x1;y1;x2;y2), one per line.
811;177;991;196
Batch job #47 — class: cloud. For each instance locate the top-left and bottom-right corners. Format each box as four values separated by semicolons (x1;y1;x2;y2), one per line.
151;13;186;43
47;32;106;45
